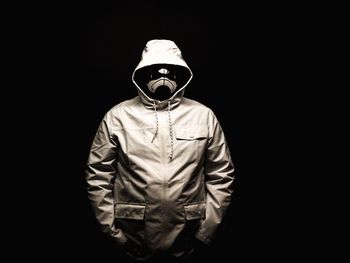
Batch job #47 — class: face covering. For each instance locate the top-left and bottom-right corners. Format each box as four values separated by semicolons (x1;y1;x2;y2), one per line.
146;67;177;101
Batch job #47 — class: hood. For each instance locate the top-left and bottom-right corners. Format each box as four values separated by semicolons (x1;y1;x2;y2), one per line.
132;39;193;108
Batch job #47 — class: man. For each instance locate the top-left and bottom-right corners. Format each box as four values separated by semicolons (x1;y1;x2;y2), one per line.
86;39;235;261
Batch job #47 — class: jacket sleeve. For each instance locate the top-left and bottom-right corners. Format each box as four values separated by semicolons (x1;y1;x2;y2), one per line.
195;110;235;245
85;113;127;246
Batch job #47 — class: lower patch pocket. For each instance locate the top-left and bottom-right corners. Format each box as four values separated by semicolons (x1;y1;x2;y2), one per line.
184;202;206;220
115;203;146;220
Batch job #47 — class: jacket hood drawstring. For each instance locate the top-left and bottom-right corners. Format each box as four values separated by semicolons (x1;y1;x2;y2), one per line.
151;102;159;143
168;101;174;161
151;101;174;161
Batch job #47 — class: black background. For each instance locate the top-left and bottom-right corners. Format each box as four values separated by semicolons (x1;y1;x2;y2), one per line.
12;1;315;261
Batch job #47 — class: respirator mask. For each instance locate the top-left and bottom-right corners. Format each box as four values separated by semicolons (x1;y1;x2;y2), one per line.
146;65;177;101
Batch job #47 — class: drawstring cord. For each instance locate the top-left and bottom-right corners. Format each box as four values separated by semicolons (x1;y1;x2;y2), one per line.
168;101;174;161
151;100;174;161
151;102;159;143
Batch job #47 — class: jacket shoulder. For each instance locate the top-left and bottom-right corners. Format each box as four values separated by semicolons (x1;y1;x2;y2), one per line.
106;97;139;115
102;97;139;127
182;97;214;114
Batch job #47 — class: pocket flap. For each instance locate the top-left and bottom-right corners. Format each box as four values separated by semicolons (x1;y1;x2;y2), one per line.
115;203;146;220
175;127;207;140
184;203;206;220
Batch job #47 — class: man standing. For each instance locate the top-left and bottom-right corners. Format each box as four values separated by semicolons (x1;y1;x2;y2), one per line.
86;39;235;261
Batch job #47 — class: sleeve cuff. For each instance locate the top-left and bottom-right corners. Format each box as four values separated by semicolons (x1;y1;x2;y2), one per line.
110;228;127;246
194;231;212;245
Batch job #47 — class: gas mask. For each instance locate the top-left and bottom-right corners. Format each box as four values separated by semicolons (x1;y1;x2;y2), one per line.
146;65;177;101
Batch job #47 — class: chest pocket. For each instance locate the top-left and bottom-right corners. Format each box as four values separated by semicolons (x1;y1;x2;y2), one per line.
175;126;208;162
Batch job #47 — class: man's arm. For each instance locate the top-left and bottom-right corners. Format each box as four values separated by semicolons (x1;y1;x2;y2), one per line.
85;113;127;246
195;110;235;245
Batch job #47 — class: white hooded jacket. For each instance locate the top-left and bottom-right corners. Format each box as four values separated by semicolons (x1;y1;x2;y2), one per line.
86;39;235;260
